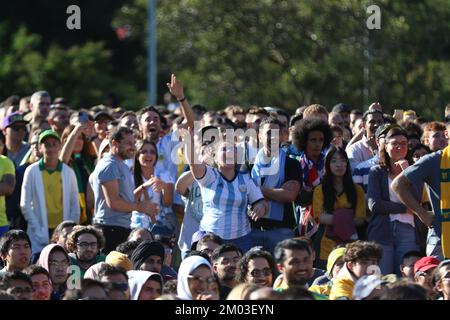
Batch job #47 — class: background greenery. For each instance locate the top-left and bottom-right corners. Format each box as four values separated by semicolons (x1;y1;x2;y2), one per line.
1;0;449;119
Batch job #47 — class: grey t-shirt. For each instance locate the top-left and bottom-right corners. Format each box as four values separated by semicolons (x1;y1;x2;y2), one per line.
91;154;135;228
403;151;442;236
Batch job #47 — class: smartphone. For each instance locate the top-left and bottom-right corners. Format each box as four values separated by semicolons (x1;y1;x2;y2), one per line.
79;111;89;124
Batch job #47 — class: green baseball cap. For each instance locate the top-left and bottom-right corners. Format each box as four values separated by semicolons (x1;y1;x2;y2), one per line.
38;130;61;144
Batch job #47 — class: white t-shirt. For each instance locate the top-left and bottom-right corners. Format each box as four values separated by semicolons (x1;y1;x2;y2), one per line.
388;176;415;227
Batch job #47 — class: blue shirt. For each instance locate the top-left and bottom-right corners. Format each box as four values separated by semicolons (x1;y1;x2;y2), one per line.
352;154;379;193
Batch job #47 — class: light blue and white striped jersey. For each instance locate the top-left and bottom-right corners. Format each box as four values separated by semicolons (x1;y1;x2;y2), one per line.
197;166;264;240
155;132;180;184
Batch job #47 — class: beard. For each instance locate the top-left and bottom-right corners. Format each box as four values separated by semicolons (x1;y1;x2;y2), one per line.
118;148;133;160
78;251;97;264
286;273;308;287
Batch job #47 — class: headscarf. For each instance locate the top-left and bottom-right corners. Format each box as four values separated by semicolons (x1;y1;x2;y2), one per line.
177;255;212;300
127;270;163;300
105;251;133;271
131;240;165;270
84;262;108;280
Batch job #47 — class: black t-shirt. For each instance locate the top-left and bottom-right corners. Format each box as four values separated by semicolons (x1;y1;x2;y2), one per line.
251;156;302;229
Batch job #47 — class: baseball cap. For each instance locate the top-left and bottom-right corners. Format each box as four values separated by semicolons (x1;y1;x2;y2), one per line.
414;256;441;274
94;111;113;121
363;109;384;121
326;247;346;275
38;130;61;144
375;123;401;140
353;274;387;300
2;112;28;130
332;103;350;114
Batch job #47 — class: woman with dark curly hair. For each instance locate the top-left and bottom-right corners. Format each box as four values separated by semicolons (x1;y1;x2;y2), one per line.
66;225;106;278
235;248;277;288
291;118;332;237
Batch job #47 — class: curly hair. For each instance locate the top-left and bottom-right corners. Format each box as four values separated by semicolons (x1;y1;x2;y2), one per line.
66;225;106;253
292;118;333;152
303;104;328;119
235;249;277;284
344;241;383;263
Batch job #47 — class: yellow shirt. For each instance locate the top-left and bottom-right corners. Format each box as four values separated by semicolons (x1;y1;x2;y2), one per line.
312;184;366;260
328;266;356;300
0;155;15;226
41;162;63;229
329;277;354;300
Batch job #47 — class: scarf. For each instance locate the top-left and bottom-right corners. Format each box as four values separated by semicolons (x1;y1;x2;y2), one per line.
440;145;450;258
251;148;286;221
296;151;325;236
298;151;325;189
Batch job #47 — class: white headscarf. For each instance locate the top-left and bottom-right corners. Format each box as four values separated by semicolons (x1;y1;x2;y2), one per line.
127;270;163;300
177;256;212;300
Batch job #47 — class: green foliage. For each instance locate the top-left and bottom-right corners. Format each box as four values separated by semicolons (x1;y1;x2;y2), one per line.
1;1;450;118
0;24;146;109
113;0;450;119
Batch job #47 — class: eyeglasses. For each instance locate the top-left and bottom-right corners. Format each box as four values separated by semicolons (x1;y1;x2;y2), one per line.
387;141;408;148
77;242;98;249
249;268;272;278
187;275;216;285
48;260;69;267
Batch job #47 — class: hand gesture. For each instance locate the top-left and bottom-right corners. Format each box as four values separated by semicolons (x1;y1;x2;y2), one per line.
180;127;197;164
166;74;184;100
249;201;267;221
144;175;165;193
395;159;409;171
138;190;159;223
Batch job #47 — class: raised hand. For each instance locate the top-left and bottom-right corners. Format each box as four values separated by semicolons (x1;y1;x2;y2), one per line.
166;74;184;100
368;102;382;112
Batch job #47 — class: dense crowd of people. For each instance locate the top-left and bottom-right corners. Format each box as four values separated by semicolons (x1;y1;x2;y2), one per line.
0;73;449;300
